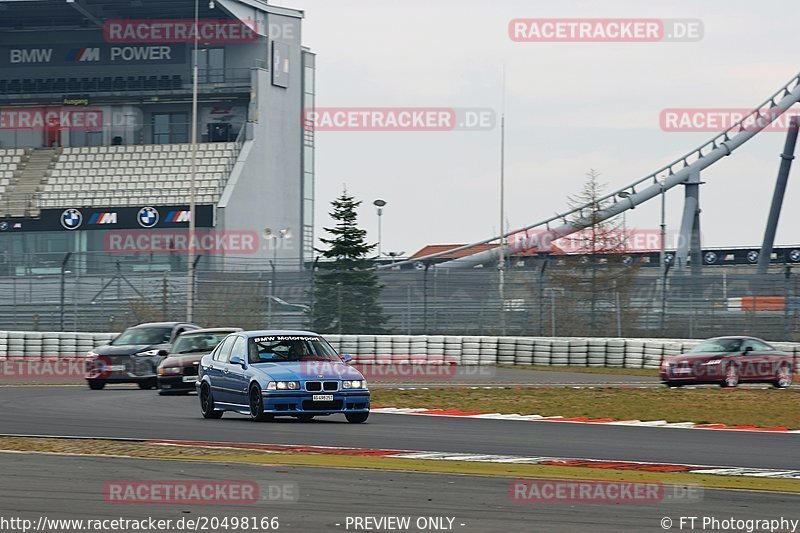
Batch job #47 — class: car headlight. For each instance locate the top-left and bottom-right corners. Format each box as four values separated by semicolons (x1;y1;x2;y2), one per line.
136;349;162;357
266;381;300;391
86;351;99;358
342;380;366;389
158;367;182;376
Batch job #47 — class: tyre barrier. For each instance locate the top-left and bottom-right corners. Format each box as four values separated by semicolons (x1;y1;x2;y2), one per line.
0;331;798;370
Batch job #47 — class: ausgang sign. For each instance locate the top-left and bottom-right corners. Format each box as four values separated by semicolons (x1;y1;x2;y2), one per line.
0;44;186;67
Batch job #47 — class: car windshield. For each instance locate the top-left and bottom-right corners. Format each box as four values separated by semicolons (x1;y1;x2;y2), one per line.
248;335;341;364
111;327;173;346
170;332;231;354
688;338;743;354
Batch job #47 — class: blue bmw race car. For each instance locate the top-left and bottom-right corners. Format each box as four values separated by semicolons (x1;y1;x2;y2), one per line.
196;330;370;423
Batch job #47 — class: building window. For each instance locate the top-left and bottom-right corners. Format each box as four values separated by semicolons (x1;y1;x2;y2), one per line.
152;113;189;144
194;48;225;83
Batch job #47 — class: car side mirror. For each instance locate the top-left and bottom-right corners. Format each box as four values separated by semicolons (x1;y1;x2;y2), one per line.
743;346;754;354
229;356;247;368
341;354;353;364
158;349;169;357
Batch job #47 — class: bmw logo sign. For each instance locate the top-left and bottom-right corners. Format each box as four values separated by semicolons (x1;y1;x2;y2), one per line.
61;209;83;230
704;251;718;264
789;249;800;263
0;221;7;231
137;206;159;228
746;250;759;263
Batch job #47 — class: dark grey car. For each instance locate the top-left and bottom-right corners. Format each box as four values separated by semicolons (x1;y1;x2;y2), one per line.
85;322;200;390
157;327;242;395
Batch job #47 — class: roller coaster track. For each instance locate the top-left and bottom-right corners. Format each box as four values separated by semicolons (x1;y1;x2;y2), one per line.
383;70;800;270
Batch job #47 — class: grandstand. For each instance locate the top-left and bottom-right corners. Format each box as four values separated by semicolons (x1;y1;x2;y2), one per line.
0;0;315;270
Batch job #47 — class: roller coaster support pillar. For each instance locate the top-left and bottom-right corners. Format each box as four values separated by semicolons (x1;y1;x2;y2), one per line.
757;116;800;275
675;171;703;275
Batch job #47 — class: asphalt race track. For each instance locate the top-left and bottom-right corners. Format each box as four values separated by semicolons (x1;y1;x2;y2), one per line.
0;386;797;470
2;453;799;532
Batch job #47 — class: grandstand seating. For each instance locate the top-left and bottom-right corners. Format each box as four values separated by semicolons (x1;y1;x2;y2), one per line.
39;142;237;208
0;149;25;196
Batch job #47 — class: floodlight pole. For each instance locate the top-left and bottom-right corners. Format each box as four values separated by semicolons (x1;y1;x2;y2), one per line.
757;116;800;275
498;66;507;336
187;0;200;322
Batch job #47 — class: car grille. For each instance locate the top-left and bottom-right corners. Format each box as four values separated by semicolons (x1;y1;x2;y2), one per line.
305;381;339;392
183;367;198;376
302;400;343;411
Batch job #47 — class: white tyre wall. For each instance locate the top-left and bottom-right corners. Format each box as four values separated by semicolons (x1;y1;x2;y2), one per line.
606;339;625;367
409;336;428;364
587;338;607;367
392;336;411;364
479;337;498;365
444;336;462;365
514;338;535;365
497;336;517;365
355;335;376;364
643;341;664;369
8;332;25;358
461;336;481;365
568;338;589;366
551;339;569;365
624;340;645;368
533;338;552;365
375;335;393;364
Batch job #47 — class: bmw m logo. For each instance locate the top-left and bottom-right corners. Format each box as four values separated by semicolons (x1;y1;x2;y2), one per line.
166;210;191;223
88;212;118;225
137;206;159;228
61;208;83;230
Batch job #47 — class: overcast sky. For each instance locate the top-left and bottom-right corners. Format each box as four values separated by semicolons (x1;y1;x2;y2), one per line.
290;0;799;257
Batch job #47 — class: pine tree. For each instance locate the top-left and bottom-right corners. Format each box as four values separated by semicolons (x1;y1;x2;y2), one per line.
310;191;387;333
550;169;639;336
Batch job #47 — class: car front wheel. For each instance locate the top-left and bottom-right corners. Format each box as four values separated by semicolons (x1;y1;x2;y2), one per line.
249;385;273;422
345;412;369;424
200;383;223;419
87;379;105;390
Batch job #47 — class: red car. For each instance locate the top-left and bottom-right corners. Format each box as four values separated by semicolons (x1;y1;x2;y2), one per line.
660;336;795;388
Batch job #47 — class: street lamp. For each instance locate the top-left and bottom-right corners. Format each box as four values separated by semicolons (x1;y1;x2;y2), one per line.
373;199;386;258
384;251;405;266
263;227;291;326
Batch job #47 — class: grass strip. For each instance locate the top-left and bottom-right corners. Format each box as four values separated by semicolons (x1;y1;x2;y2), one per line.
372;387;800;429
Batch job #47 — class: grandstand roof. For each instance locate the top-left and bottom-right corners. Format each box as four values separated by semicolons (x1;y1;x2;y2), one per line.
0;0;302;30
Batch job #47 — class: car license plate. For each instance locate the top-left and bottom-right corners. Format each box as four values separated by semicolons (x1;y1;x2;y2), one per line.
109;365;126;372
182;376;197;383
312;394;334;402
672;367;691;374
